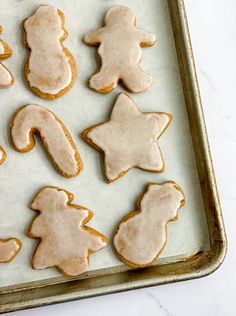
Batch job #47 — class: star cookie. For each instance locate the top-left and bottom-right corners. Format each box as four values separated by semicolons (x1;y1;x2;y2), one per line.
82;93;172;182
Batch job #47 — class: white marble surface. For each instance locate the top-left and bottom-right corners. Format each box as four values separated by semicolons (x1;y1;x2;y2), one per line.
9;0;236;315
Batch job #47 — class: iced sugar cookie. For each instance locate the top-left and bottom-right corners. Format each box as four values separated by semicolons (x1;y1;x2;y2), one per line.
84;6;156;93
114;182;185;267
10;104;83;178
0;26;12;60
0;146;6;165
0;26;14;88
28;186;108;276
0;238;21;263
82;93;172;182
23;5;77;99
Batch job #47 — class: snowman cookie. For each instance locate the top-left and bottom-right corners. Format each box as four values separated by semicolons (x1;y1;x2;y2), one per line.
23;5;77;99
114;182;185;267
84;6;156;93
0;26;14;88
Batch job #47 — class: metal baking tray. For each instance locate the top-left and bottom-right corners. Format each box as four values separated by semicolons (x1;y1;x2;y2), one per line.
0;0;227;313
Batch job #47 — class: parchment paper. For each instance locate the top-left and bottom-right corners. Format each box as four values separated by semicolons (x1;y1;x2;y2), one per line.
0;0;210;288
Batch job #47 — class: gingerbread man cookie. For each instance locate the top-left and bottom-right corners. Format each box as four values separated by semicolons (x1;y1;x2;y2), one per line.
0;238;21;263
0;145;6;165
82;93;172;182
10;104;83;178
23;5;77;99
0;26;14;88
114;182;185;267
84;6;156;93
28;186;108;276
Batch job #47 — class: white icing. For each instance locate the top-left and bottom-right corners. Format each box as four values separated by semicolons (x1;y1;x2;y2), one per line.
11;104;82;178
0;41;4;54
0;239;21;263
84;6;156;93
29;187;108;276
0;32;13;88
86;93;171;182
0;146;6;164
114;182;185;266
0;63;13;87
0;149;3;161
24;5;73;95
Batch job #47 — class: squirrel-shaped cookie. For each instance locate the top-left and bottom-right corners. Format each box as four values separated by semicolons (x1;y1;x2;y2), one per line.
28;187;108;276
114;182;185;267
84;6;156;93
0;238;21;263
23;5;77;99
0;26;14;88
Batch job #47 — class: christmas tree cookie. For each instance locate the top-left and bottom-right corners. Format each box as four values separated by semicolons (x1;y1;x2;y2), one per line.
28;186;108;277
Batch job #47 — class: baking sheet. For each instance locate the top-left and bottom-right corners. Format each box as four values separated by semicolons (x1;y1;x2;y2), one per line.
0;0;209;289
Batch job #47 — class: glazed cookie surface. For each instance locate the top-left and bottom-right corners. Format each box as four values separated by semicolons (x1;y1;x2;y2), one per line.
29;186;108;277
0;238;21;263
0;145;6;165
10;104;83;178
0;63;14;88
114;182;185;267
0;26;14;88
82;93;172;182
84;6;156;93
23;5;76;99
